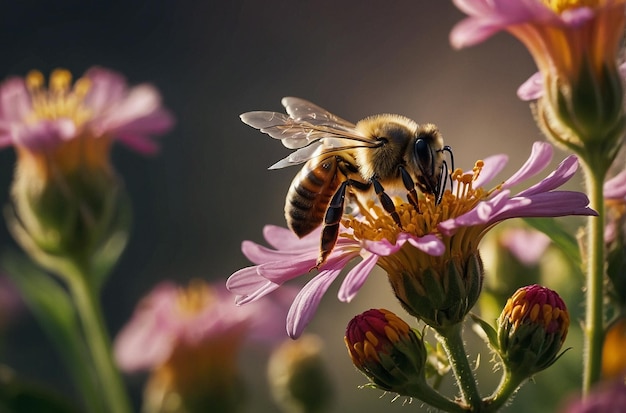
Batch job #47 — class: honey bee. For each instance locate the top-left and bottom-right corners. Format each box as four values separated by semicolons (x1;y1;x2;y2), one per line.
241;97;453;267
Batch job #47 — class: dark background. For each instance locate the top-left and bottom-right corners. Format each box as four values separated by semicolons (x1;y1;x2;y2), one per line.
0;1;566;412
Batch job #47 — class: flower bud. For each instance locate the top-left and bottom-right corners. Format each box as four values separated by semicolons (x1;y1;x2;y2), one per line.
388;251;484;331
540;60;625;157
7;152;130;281
267;334;333;413
497;285;569;377
344;308;427;393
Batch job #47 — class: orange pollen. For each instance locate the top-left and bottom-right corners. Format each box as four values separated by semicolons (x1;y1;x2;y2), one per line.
342;160;493;242
25;69;93;126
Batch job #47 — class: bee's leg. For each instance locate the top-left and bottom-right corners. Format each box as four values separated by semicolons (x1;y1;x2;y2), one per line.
371;178;402;228
316;180;350;268
399;166;419;210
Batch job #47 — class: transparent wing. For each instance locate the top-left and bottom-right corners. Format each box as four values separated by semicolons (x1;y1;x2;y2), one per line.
281;97;356;130
240;97;380;152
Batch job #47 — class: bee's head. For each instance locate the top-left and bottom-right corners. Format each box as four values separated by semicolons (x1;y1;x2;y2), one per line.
411;124;444;195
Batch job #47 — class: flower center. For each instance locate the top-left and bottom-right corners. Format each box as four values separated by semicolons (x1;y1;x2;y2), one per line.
342;160;492;243
25;69;92;125
176;280;214;317
542;0;599;13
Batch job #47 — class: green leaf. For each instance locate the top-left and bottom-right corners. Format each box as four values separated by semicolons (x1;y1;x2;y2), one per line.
523;217;582;274
91;193;131;291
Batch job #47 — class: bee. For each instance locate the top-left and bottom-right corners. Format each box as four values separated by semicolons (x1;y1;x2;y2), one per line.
241;97;453;267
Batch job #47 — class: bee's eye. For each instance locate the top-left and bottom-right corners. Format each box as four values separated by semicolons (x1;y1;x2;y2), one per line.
414;138;433;173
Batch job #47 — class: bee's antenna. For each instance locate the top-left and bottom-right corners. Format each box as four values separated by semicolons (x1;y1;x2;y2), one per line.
443;145;454;174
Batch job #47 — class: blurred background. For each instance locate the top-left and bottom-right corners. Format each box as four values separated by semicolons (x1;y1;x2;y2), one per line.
0;1;588;412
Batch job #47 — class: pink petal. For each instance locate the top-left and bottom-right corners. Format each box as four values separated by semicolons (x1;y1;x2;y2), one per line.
0;78;31;122
517;71;544;101
491;191;597;221
473;154;509;188
286;269;342;339
605;170;626;200
501;228;551;265
361;237;403;255
226;266;278;298
84;67;127;112
517;155;578;197
337;252;379;302
263;224;320;251
502;141;553;189
438;190;513;235
406;234;445;256
258;256;318;282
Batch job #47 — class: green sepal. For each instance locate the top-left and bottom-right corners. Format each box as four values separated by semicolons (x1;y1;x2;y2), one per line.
470;313;499;351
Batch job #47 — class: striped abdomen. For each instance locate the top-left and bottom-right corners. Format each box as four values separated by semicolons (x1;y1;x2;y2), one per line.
285;156;344;237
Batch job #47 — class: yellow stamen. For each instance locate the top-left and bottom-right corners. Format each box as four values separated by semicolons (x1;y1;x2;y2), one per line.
342;160;492;243
176;279;214;317
25;68;93;126
543;0;599;13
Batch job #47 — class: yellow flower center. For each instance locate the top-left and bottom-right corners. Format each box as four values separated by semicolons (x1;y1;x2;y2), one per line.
25;69;92;125
176;279;215;317
542;0;599;13
342;160;493;243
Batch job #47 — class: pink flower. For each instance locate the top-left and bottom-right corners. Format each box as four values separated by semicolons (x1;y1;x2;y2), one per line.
450;0;625;81
499;227;551;266
114;280;294;373
115;280;295;412
451;0;626;150
229;142;596;337
0;67;174;155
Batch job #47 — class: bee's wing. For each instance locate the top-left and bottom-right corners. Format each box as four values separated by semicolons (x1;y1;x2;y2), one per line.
281;97;356;130
240;97;380;149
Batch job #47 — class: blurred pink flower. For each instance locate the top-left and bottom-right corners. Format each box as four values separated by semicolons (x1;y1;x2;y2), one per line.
115;280;295;412
560;379;626;413
450;0;625;81
499;228;551;266
114;280;294;373
0;67;174;155
228;142;596;338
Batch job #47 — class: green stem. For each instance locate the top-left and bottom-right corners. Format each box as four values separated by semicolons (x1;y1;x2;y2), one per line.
405;379;469;413
437;323;481;411
581;159;607;395
482;368;524;413
65;264;133;413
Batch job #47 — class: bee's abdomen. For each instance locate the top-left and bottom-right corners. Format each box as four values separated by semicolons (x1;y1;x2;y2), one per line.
285;157;341;237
